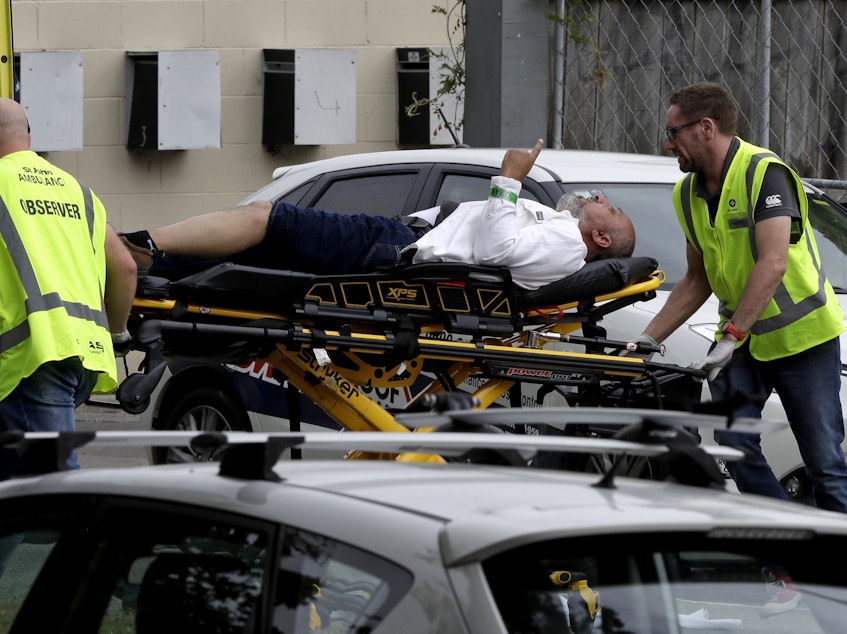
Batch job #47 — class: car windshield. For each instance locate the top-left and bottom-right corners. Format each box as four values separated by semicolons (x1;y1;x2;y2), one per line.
484;530;847;634
563;184;847;291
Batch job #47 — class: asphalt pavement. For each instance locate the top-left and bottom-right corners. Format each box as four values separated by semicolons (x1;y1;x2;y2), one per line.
75;397;149;469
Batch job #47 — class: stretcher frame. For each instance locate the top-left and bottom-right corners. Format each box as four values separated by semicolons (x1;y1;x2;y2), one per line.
119;257;705;461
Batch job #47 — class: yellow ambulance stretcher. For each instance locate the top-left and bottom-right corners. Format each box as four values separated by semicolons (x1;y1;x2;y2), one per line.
118;256;705;459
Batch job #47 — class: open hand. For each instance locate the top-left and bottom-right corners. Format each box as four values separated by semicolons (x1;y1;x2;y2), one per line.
501;138;543;180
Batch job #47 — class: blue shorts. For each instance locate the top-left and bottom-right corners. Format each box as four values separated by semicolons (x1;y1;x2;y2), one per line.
252;202;418;274
151;202;419;277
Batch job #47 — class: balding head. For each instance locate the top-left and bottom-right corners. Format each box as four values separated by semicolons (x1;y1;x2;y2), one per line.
0;97;30;158
579;200;636;261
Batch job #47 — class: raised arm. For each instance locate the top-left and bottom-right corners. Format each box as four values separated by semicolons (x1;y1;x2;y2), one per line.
473;139;544;265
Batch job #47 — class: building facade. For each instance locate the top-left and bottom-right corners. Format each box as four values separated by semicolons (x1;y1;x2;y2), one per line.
11;0;454;231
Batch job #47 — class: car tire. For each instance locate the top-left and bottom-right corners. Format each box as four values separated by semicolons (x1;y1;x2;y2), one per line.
153;386;251;465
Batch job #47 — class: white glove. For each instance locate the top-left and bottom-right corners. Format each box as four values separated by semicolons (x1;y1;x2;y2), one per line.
111;330;131;357
621;334;659;361
689;339;736;381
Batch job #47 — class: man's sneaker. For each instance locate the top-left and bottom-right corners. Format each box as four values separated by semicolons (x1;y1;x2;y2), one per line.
759;567;801;618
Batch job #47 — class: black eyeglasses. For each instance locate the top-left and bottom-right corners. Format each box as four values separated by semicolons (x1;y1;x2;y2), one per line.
664;119;702;141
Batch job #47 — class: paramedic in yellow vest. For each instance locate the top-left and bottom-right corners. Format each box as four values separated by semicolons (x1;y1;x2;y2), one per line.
0;97;137;472
628;82;847;513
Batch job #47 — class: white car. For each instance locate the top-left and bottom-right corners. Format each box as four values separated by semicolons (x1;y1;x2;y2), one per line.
129;147;847;503
3;410;847;633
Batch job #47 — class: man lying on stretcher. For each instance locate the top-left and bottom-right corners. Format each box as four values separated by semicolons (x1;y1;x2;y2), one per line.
121;139;635;291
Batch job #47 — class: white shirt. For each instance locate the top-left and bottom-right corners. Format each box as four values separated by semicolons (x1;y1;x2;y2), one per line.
406;176;587;290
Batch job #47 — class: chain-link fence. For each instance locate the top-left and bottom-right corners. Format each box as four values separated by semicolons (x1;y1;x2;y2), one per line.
550;0;847;199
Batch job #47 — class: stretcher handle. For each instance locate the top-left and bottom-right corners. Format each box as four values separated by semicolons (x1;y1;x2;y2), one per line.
622;339;664;355
642;360;708;381
526;330;665;355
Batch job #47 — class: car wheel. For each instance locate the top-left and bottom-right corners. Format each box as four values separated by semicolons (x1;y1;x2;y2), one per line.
153;386;251;465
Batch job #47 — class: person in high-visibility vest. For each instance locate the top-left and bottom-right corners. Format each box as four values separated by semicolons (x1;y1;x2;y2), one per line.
0;97;137;473
627;82;847;517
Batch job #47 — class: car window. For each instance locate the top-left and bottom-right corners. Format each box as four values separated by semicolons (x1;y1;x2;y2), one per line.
276;180;315;206
308;173;419;217
435;173;540;206
561;182;687;284
484;532;847;634
273;525;413;633
0;527;58;629
0;495;272;633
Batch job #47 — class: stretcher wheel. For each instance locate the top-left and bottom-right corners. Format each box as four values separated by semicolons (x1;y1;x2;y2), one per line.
122;396;151;416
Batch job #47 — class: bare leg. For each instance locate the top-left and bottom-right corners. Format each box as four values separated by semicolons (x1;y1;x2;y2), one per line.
151;200;272;257
121;200;273;267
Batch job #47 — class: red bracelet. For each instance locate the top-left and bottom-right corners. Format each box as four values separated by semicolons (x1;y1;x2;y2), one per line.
721;320;746;341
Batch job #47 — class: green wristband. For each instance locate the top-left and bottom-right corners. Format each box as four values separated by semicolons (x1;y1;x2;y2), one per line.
489;186;518;204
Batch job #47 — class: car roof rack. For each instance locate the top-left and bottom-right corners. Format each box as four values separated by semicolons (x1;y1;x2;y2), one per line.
394;405;786;434
0;405;773;490
0;430;96;481
393;406;784;490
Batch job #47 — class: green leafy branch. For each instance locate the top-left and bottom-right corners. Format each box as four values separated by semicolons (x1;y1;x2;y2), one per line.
404;1;466;138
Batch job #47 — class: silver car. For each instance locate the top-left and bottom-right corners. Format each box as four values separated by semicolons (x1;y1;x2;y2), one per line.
2;410;847;633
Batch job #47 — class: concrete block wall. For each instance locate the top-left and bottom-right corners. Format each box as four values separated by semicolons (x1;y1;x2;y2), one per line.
11;0;451;231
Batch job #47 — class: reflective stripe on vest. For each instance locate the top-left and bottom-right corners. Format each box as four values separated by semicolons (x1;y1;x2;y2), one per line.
677;156;828;336
0;184;109;355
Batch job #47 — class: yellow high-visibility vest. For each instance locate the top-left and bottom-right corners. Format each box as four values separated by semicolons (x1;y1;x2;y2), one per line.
0;150;117;399
674;138;843;361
